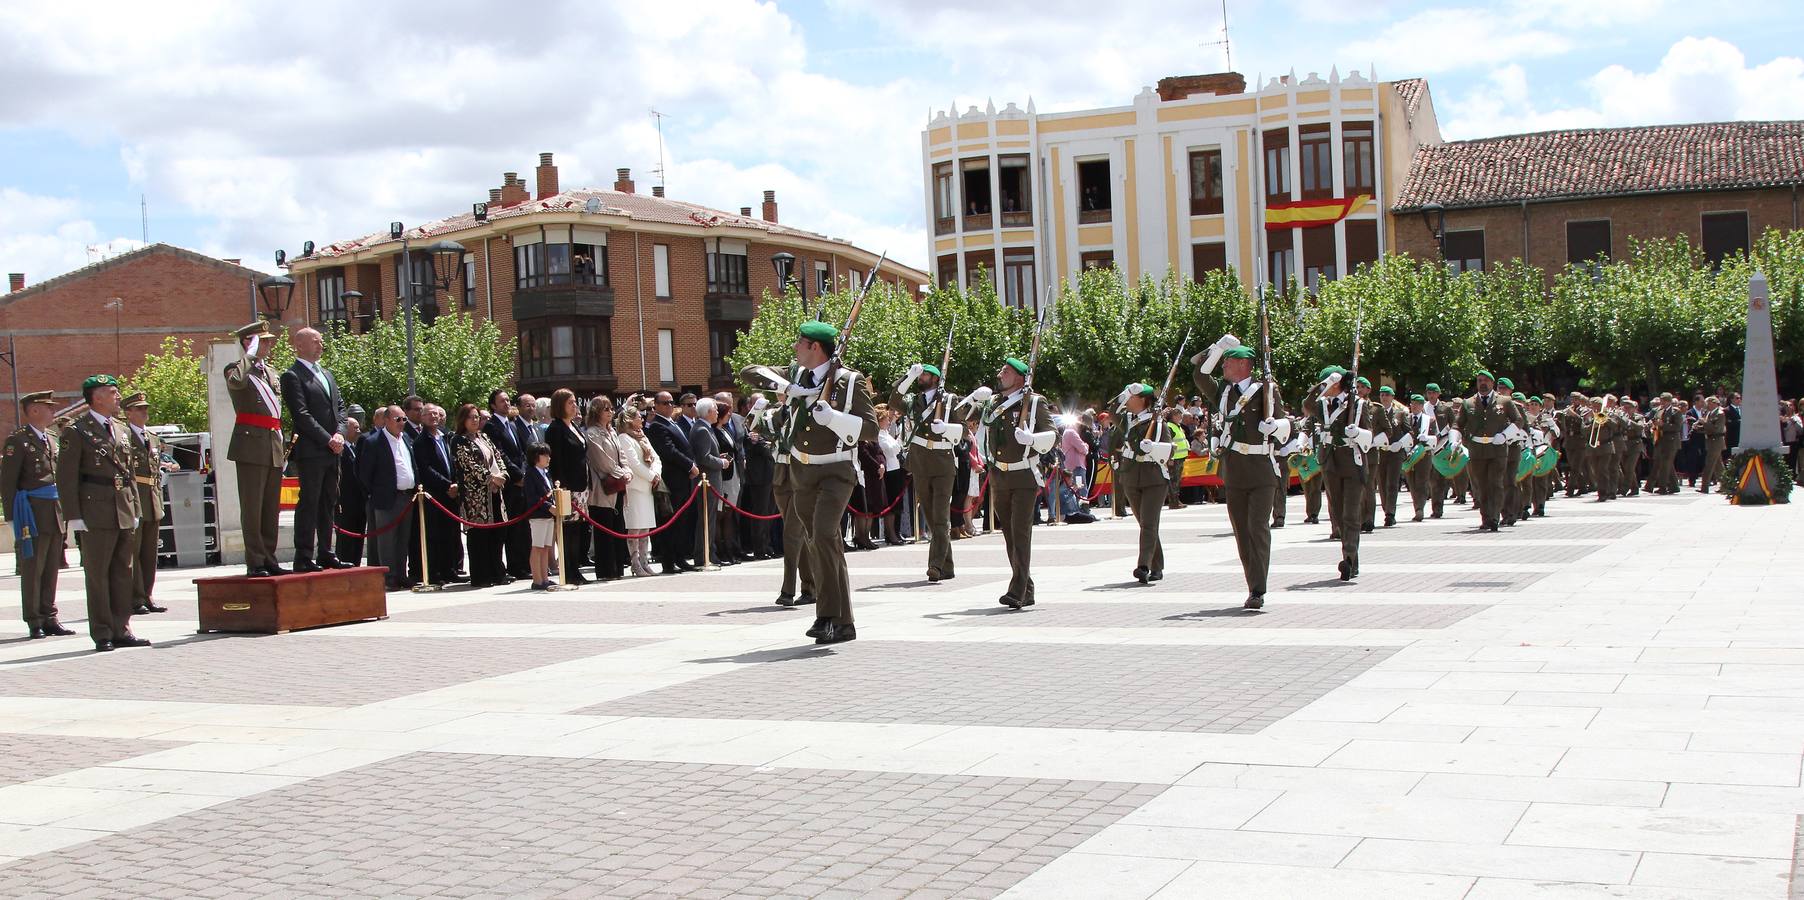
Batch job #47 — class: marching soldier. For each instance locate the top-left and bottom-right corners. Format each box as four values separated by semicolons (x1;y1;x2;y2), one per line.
891;362;962;583
1422;383;1453;515
1107;382;1173;584
1584;395;1620;502
740;366;816;608
1450;370;1526;532
1618;399;1646;497
766;321;876;644
1647;393;1684;494
1403;394;1437;522
1558;392;1591;497
1497;380;1524;527
1193;339;1290;608
1353;378;1380;533
1305;366;1378;579
1372;384;1407;528
4;391;75;639
957;356;1054;609
122;392;169;614
1699;396;1728;492
56;375;148;651
224;321;289;577
1523;394;1557;518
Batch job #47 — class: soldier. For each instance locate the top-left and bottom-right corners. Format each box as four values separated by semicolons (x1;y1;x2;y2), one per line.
1523;394;1557;518
1450;369;1527;532
1421;383;1452;518
4;391;76;639
1305;366;1377;579
1647;392;1684;494
1618;399;1645;496
1496;380;1524;527
1699;396;1728;492
121;392;169;614
1557;392;1590;497
1302;448;1325;525
740;365;816;608
1107;382;1173;584
1584;396;1619;502
1193;340;1290;608
1373;385;1408;528
891;361;963;583
224;321;289;577
766;320;875;644
1403;394;1437;522
957;356;1054;609
1350;378;1380;533
56;375;148;651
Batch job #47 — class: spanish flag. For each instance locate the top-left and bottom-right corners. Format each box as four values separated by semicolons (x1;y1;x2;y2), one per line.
1265;194;1370;230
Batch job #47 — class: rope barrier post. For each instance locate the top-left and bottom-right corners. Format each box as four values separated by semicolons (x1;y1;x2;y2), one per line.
411;489;439;593
553;484;571;589
699;478;716;571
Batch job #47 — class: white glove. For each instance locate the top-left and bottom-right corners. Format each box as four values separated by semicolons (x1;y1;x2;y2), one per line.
1198;333;1242;375
811;402;864;446
1447;429;1463;450
68;518;86;534
1393;432;1415;453
1493;430;1512;444
783;381;818;400
1031;431;1057;454
1322;371;1343;387
750;396;769;414
1343;425;1366;441
1139;439;1156;454
966;386;994;405
1501;423;1528;443
906;362;924;382
897;363;924;396
929;420;946;435
941;423;965;444
1014;427;1034;446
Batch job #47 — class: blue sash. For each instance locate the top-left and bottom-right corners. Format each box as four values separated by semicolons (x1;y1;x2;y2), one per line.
11;484;59;560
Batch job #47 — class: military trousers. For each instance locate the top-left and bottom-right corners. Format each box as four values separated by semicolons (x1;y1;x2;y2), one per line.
1564;448;1590;495
1701;438;1727;490
1587;451;1617;501
1376;452;1403;523
1323;468;1364;561
1501;459;1522;524
133;492;160;606
1406;462;1436;519
1224;471;1278;596
237;461;282;569
1467;453;1507;529
1619;452;1642;496
1650;440;1681;492
17;500;64;627
789;461;856;625
1360;465;1378;529
771;468;815;598
905;450;956;578
1304;475;1324;521
991;468;1039;604
1120;476;1166;573
80;524;138;642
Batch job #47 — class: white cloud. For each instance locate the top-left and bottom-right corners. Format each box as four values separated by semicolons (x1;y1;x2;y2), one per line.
1442;37;1804;139
0;188;146;285
1337;0;1675;75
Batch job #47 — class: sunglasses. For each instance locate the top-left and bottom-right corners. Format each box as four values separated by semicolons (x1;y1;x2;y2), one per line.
655;399;673;406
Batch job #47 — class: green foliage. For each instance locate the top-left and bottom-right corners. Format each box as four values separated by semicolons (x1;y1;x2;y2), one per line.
317;312;511;419
1720;448;1794;504
123;336;209;432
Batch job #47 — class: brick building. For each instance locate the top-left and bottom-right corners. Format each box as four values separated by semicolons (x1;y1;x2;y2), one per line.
284;153;927;399
1;245;293;432
1392;121;1804;273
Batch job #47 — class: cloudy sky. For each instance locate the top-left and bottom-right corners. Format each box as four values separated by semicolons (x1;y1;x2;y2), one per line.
3;0;1801;283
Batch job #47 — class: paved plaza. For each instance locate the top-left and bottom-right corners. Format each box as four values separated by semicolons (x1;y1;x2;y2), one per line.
1;491;1801;898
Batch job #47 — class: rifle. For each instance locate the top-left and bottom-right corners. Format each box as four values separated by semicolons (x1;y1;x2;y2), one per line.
1154;329;1191;420
832;250;887;364
1347;295;1366;422
1023;301;1053;426
935;314;957;422
1259;290;1275;420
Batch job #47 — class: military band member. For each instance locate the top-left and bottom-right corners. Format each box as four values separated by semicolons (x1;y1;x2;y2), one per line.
1699;396;1728;492
1557;392;1590;497
1107;382;1173;584
957;357;1055;609
122;392;168;614
224;321;289;577
741;364;817;607
1372;384;1408;528
1584;396;1620;502
891;362;963;583
1450;370;1527;533
4;391;75;639
1302;452;1324;525
1523;394;1557;518
766;321;876;644
1618;399;1645;496
1647;393;1684;494
1422;383;1453;515
1496;380;1524;527
56;375;148;651
1193;340;1290;608
1403;394;1437;522
1305;366;1378;579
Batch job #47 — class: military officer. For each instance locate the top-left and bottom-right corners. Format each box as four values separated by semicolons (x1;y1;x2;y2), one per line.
4;391;76;639
1617;399;1645;496
1699;396;1728;492
1107;382;1173;584
1193;339;1290;608
1647;393;1684;494
1372;385;1408;528
766;321;876;644
1557;392;1590;497
224;320;289;577
1450;369;1527;532
740;365;816;608
56;375;148;651
891;361;963;583
957;356;1055;609
121;392;169;614
1402;394;1437;522
1305;366;1378;579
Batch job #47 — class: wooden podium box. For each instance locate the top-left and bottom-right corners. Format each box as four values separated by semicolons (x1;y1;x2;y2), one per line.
195;567;389;635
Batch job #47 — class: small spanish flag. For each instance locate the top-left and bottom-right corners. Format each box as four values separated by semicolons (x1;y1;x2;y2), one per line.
1265;194;1371;230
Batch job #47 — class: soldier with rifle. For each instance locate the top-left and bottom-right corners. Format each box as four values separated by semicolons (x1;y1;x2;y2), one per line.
1304;303;1379;580
891;317;963;584
1107;332;1187;585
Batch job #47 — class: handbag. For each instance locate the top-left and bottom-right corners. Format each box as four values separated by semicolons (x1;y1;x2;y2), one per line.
652;479;673;520
603;474;629;495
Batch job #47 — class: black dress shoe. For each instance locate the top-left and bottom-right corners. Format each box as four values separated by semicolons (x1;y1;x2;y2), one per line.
1148;571;1164;582
818;623;856;645
94;641;114;652
1272;521;1285;528
1134;567;1149;584
447;574;470;583
1303;517;1318;525
1338;559;1352;582
1244;594;1265;610
1021;597;1036;607
662;564;680;575
805;618;828;639
320;555;357;570
292;559;325;574
675;563;699;573
798;592;817;607
1384;515;1396;527
42;621;74;636
246;566;273;578
27;624;44;639
143;602;168;613
1000;594;1022;610
133;606;152;615
1361;524;1375;534
926;569;942;584
1350;555;1360;577
114;635;152;648
265;564;292;576
775;592;797;607
814;621;840;644
568;575;592;586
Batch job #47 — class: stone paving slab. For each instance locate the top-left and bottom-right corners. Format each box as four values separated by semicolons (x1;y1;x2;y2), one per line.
1096;571;1543;593
580;640;1395;733
1381;522;1646;540
0;752;1164;899
1278;543;1599;565
939;602;1490;630
0;636;650;706
0;733;186;788
395;598;820;626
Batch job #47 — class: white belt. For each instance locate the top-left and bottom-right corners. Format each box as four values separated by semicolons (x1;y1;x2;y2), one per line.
774;453;791;465
1471;436;1497;444
1226;441;1270;455
909;435;953;451
993;458;1036;472
791;449;853;465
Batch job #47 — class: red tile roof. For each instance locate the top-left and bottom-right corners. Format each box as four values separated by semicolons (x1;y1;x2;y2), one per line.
1394;120;1804;211
1391;78;1427;118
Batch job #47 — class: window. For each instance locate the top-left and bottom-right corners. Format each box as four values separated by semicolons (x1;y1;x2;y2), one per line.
964;249;995;291
932;162;956;235
1299;124;1332;200
1444;229;1484;273
513;232;607;289
653;244;671;298
999;154;1032;226
1567;220;1612;267
1263;130;1291;201
1191;242;1227;276
461;255;475;308
1267;229;1295;293
1002;248;1035;308
706;244;749;295
1342;121;1375;195
317;269;347;329
1302;225;1336;289
519;320;611;380
1077;159;1111;223
1188;149;1223;216
1080;250;1115;270
961;157;992;228
937;254;958;289
513;242;541;289
815;261;831;296
1346;219;1379;273
657;329;675;384
710;322;743;380
1702;211;1750;268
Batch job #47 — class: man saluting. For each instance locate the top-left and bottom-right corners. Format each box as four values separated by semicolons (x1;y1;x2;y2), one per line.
1193;337;1290;608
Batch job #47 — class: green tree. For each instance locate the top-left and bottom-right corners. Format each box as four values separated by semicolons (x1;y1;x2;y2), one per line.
1552;237;1738;394
1473;259;1555;385
317;312;511;419
1299;256;1478;394
124;336;208;432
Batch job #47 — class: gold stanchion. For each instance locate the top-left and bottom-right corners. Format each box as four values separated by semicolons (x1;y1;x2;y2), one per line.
913;493;923;545
553;484;571;589
699;480;715;571
411;488;439;593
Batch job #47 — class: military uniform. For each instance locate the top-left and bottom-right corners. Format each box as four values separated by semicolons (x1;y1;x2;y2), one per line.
1305;368;1378;577
1371;387;1408;528
739;367;816;606
1617;404;1645;496
890;365;962;582
1525;401;1558;517
1558;395;1591;497
1421;387;1455;516
1699;404;1728;492
223;321;287;574
1107;387;1171;583
1402;396;1439;521
1647;397;1684;494
122;393;167;613
959;358;1055;609
55;376;145;649
1451;374;1527;532
1194;343;1289;606
1583;404;1620;501
3;392;71;638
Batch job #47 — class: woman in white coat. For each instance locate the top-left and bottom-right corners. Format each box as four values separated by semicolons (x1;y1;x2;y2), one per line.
617;406;663;577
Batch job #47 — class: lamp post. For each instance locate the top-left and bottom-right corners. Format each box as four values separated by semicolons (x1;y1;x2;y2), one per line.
770;251;797;295
340;289;364;333
1418;202;1448;266
392;224;465;395
256;274;296;321
102;297;125;375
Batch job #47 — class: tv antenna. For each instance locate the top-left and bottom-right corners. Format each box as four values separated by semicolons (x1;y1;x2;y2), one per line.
1201;0;1232;71
649;108;668;192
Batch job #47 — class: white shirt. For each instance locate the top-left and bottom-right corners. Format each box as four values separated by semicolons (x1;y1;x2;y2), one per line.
877;428;902;470
805;361;831;387
384;429;416;490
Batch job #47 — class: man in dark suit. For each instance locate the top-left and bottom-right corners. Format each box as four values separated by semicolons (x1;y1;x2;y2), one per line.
484;389;532;580
357;405;417;591
689;397;729;566
738;394;777;559
279;327;351;572
412;404;459;587
646;391;699;574
337;414;366;566
355;407;389;568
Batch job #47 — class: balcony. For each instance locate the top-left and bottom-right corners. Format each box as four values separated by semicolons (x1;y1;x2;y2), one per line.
934;216;955;236
512;276;615;320
703;293;756;321
963;212;993;231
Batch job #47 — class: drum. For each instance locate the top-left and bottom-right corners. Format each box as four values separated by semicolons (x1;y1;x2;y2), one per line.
1514;446;1537;483
1431;442;1469;478
1401;443;1429;473
1289;452;1322;483
1532;446;1560;477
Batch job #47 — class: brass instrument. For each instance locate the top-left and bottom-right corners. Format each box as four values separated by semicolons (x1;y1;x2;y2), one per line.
1587;396;1615;448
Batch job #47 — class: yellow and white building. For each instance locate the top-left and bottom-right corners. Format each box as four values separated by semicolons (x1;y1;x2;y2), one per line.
920;69;1442;309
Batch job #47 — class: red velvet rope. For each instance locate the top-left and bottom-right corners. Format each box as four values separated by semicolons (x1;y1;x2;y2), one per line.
422;493;549;530
706;484;784;521
570;481;703;539
332;493;425;539
844;473;914;519
952;475;990;516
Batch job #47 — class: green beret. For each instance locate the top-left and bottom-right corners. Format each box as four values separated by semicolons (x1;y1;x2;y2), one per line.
1004;357;1030;375
1409;393;1426;402
1379;385;1394;395
1475;369;1494;381
1318;365;1346;382
1498;377;1515;390
1425;383;1441;392
797;321;837;343
1222;346;1256;360
1355;376;1372;388
82;374;120;391
1129;382;1156;398
1512;391;1527;401
920;364;942;378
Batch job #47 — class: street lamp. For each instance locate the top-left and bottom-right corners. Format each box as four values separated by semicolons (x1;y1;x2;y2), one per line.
770;251;798;294
257;274;296;321
1417;202;1448;264
340;289;364;333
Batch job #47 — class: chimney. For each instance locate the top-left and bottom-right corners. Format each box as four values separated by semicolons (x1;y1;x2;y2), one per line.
761;190;778;224
614;168;635;194
1156;72;1247;101
740;207;753;218
535;152;559;199
499;172;528;206
489;188;503;204
7;273;22;293
651;186;665;198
